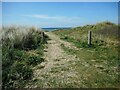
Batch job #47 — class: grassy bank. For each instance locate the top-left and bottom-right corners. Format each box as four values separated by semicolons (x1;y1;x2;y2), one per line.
1;26;48;89
53;22;120;87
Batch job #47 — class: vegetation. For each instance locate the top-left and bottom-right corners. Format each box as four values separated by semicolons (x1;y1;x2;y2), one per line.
53;21;120;87
1;26;48;89
1;21;119;88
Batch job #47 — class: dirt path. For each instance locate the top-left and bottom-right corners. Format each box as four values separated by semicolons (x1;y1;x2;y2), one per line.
27;32;80;88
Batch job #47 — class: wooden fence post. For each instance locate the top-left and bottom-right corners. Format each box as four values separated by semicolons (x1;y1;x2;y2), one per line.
41;31;44;43
88;31;92;46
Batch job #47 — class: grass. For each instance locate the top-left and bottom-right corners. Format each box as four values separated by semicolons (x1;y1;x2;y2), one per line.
61;43;119;88
53;21;119;88
1;26;49;89
1;22;119;88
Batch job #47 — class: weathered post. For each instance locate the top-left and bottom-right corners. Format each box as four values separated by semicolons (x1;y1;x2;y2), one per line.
41;31;44;43
88;31;92;46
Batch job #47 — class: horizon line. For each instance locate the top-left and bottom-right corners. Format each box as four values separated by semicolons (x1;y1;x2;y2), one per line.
2;21;118;28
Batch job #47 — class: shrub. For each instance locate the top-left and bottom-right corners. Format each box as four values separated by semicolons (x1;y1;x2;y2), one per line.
2;62;33;89
11;62;33;80
1;26;48;89
2;26;48;50
26;56;44;66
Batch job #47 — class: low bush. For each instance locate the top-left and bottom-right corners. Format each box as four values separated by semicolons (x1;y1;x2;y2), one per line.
26;56;44;66
2;62;33;89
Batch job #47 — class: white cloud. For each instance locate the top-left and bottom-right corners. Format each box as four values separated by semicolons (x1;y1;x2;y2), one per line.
21;14;81;23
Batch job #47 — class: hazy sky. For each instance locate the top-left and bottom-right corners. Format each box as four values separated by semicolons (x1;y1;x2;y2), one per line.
2;2;118;27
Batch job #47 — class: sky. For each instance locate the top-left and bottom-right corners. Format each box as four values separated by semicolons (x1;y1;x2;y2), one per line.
2;0;120;2
2;2;118;27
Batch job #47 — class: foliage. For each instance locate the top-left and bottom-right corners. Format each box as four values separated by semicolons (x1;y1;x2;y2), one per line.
26;56;44;66
1;26;48;89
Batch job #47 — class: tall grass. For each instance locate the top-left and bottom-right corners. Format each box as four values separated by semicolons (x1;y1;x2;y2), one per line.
2;26;43;49
54;22;119;48
1;26;48;89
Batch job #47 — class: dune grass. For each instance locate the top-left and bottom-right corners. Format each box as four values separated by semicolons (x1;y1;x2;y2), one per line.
1;26;48;89
53;22;120;87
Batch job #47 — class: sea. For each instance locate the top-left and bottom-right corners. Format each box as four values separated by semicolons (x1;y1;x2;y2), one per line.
41;27;71;31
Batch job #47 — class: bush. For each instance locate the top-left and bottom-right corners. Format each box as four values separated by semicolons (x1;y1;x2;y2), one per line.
22;28;40;50
11;62;33;80
26;56;44;66
2;62;33;89
2;26;48;50
1;26;48;89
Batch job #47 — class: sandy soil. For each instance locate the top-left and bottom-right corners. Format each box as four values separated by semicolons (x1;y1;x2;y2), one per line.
26;32;80;88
